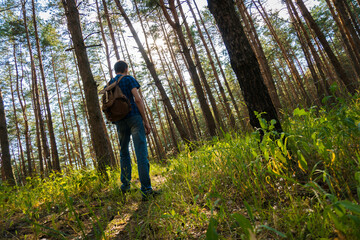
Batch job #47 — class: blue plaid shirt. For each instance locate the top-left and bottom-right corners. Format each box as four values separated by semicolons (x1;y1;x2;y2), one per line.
106;74;141;119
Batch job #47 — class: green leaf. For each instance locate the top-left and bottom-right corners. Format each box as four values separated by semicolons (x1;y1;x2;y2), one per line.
276;150;287;163
205;217;219;240
337;201;360;215
293;108;307;117
348;215;360;225
232;213;253;232
259;117;268;129
297;150;308;172
259;225;286;238
244;201;254;224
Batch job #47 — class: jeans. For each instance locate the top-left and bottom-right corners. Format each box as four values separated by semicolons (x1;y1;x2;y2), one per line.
115;115;152;194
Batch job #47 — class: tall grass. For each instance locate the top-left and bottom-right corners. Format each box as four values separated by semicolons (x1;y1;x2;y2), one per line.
1;94;359;239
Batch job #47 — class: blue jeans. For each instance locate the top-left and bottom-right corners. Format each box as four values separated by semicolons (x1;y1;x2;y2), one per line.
115;115;152;194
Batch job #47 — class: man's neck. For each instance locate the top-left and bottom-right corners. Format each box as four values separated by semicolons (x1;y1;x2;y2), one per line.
116;72;127;75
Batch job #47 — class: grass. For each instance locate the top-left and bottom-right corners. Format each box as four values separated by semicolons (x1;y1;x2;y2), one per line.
1;94;360;239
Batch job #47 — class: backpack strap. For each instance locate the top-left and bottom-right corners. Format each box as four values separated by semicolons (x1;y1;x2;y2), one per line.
115;75;125;85
99;75;125;94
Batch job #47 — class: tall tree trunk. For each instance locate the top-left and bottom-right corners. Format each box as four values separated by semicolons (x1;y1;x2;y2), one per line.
348;1;360;37
289;0;331;96
101;0;121;60
163;101;178;153
332;0;360;58
66;105;81;167
22;0;45;176
189;0;237;129
178;0;225;132
10;48;27;179
236;0;282;112
95;0;113;79
278;59;302;103
64;61;86;167
253;0;312;107
62;0;113;173
160;52;194;139
9;66;27;180
160;0;217;137
325;0;360;79
158;14;199;139
272;62;296;109
15;45;33;176
71;50;96;164
145;101;165;160
193;0;243;126
152;87;168;154
53;55;73;168
296;0;357;94
285;0;324;105
208;0;282;135
133;0;154;63
31;0;60;172
0;89;16;186
114;0;191;144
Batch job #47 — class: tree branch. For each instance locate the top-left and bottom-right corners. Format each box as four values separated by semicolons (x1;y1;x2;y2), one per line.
65;44;102;51
83;31;100;41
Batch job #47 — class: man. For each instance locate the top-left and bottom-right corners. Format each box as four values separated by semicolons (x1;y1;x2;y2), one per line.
110;60;159;201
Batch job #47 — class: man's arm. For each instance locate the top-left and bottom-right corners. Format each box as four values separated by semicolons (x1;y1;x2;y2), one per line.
131;88;151;134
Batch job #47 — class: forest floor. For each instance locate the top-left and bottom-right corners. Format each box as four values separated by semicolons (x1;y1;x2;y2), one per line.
2;174;171;239
1;96;360;239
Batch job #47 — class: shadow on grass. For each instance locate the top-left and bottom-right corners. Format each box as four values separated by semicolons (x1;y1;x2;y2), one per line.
112;201;152;239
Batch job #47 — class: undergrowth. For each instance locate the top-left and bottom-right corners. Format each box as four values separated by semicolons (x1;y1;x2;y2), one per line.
1;94;359;239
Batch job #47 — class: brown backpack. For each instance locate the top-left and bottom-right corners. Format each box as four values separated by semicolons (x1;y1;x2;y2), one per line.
99;76;131;122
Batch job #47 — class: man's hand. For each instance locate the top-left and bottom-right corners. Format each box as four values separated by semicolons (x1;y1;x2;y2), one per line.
144;122;151;135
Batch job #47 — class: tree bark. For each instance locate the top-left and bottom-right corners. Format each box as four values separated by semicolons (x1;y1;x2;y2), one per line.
0;89;16;186
208;0;282;135
62;0;113;173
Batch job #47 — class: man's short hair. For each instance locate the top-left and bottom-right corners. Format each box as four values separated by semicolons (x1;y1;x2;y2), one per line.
114;60;128;73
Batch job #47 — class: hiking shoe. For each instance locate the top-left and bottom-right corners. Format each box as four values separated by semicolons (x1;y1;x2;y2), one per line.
141;190;161;201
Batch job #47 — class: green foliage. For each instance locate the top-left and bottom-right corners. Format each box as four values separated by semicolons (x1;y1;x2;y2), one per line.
40;23;60;48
